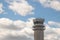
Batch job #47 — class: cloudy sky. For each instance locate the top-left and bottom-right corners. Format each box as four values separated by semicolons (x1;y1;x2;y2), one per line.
0;0;60;40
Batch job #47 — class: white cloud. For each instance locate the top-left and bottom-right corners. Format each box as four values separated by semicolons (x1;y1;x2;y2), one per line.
0;18;60;40
45;23;60;40
14;20;26;29
38;0;60;11
0;18;13;26
6;0;34;16
48;21;60;28
0;18;34;30
43;21;60;40
0;3;4;14
0;18;34;40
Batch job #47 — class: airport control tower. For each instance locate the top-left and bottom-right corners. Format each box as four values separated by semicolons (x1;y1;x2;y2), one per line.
33;18;45;40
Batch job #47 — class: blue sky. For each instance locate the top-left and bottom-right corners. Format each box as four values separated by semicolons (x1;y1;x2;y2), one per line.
0;0;60;22
0;0;60;40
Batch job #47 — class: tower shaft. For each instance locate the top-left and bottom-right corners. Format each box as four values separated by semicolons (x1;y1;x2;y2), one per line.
34;30;44;40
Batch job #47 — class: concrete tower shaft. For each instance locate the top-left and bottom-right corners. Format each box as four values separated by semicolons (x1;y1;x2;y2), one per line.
33;18;45;40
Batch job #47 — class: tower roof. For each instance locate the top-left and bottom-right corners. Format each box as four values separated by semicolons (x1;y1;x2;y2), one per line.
33;18;44;24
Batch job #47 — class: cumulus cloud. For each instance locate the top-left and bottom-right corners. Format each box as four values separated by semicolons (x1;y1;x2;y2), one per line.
0;3;4;14
45;23;60;40
0;18;60;40
38;0;60;11
48;21;60;28
6;0;34;16
0;18;34;40
0;18;34;30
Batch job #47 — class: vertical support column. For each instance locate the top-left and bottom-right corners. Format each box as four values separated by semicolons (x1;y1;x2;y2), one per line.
33;18;45;40
34;30;44;40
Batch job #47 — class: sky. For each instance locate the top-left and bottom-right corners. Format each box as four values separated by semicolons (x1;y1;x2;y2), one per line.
0;0;60;40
